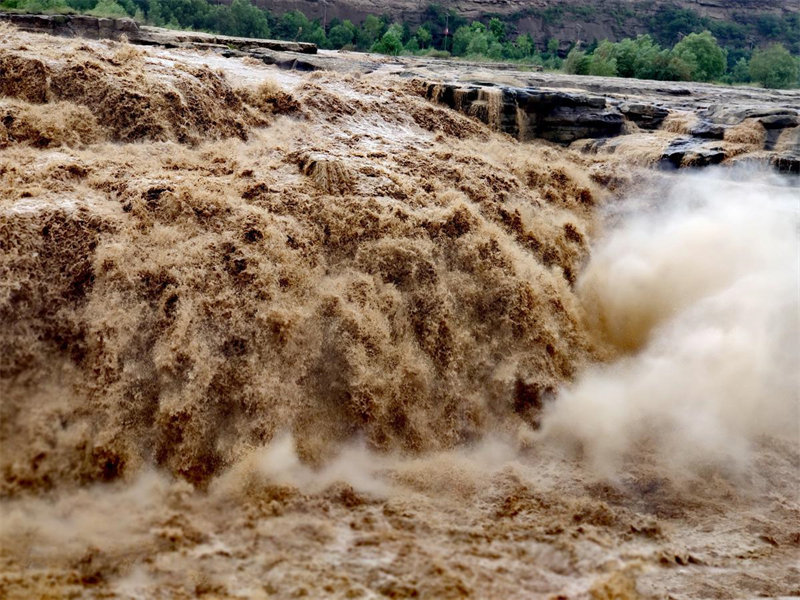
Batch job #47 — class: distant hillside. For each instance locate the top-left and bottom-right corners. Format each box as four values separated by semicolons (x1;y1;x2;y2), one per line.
252;0;799;51
3;0;795;84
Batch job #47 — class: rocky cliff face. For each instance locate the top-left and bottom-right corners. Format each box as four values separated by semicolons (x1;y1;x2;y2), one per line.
255;0;798;48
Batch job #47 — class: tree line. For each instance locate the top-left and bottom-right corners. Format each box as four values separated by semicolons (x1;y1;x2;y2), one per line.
2;0;798;88
564;32;799;89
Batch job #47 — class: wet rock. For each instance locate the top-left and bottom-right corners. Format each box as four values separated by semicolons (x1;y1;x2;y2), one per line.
701;104;799;126
772;155;800;174
619;102;669;129
520;90;607;110
660;139;726;169
689;121;726;140
775;125;800;153
0;13;317;53
536;106;624;144
237;48;320;72
425;79;798;172
427;82;623;145
759;114;800;129
655;87;693;96
134;27;317;53
0;12;138;40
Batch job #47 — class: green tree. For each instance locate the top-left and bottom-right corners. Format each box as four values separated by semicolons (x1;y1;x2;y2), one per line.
401;21;412;44
87;0;127;16
146;0;163;25
228;0;269;38
357;14;384;50
672;31;727;81
154;0;212;30
466;32;489;56
613;37;637;77
276;10;309;39
451;21;499;57
415;25;432;49
650;6;706;46
486;40;503;60
613;35;659;78
514;33;534;58
588;40;618;76
5;0;67;13
656;51;694;81
450;24;470;55
328;20;355;48
749;43;800;88
488;17;505;42
371;22;403;55
563;47;590;74
300;23;327;46
756;13;783;38
208;5;236;35
65;0;97;11
730;57;750;83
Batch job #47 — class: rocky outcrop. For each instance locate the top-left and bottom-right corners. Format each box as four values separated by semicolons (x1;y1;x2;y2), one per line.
134;25;317;53
424;80;800;173
0;12;138;40
0;13;317;53
660;138;726;168
426;84;625;144
619;103;670;130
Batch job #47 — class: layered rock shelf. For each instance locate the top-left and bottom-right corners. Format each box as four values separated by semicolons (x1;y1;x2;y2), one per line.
423;81;799;173
0;13;317;53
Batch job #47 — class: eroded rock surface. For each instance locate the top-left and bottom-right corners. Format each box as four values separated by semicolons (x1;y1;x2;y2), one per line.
0;12;316;53
423;80;800;172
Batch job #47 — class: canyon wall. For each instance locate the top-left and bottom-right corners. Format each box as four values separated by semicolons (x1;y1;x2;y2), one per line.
251;0;798;47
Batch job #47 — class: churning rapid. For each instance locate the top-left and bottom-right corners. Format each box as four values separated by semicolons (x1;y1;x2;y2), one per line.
1;24;798;599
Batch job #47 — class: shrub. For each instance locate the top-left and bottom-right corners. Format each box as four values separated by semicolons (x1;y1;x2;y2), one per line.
749;43;800;88
371;23;404;55
563;47;590;75
672;31;726;81
588;40;618;76
423;49;450;59
614;35;660;78
227;0;269;38
488;17;505;42
656;52;694;81
87;0;128;17
10;0;72;13
328;22;355;48
356;14;384;50
730;57;750;83
414;25;432;49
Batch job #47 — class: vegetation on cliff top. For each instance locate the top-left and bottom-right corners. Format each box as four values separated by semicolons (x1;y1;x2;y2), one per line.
1;0;798;87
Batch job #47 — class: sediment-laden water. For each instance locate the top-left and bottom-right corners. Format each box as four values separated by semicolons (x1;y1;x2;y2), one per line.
1;24;798;599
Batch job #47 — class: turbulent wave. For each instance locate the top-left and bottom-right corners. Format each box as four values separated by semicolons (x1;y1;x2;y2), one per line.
1;25;603;492
1;24;798;600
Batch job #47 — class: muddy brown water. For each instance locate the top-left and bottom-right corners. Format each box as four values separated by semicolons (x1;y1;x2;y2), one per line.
0;25;798;599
